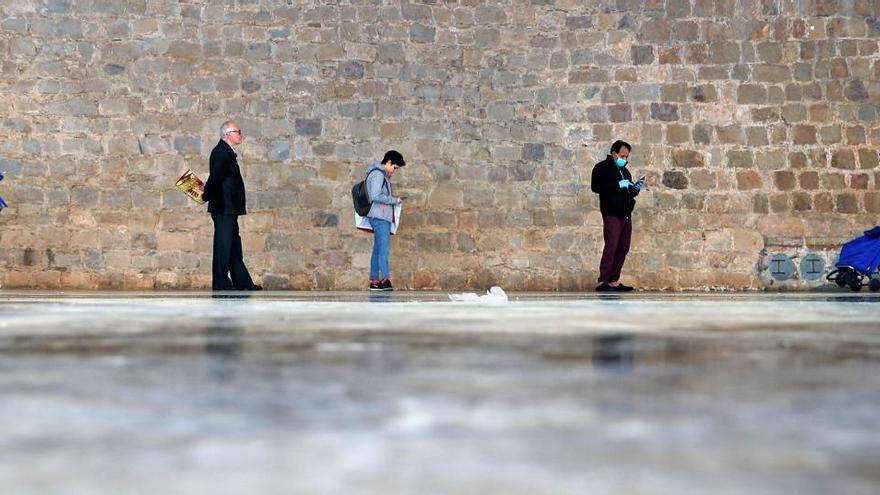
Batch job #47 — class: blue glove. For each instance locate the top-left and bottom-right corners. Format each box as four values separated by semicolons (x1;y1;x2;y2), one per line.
618;179;632;189
0;196;7;212
634;181;646;191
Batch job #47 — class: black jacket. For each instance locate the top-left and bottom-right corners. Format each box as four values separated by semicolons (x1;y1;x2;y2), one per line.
203;140;247;215
591;154;640;218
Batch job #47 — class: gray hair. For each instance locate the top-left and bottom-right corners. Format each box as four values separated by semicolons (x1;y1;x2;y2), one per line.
219;121;236;139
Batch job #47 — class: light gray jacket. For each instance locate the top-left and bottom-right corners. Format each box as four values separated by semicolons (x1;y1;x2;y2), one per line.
366;161;399;223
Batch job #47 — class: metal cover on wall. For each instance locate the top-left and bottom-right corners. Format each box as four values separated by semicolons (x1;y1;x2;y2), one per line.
769;254;796;281
800;253;826;281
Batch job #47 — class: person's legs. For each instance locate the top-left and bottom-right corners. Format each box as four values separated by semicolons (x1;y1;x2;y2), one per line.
598;216;623;285
211;213;235;290
369;218;382;281
608;217;632;284
229;215;255;288
372;218;392;280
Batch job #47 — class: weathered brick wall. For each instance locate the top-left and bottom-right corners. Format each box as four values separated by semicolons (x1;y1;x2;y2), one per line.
0;0;878;290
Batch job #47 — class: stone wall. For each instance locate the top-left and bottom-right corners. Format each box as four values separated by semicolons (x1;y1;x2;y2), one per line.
1;0;879;290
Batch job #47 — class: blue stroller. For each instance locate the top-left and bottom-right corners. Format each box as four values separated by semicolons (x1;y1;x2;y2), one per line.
0;170;7;213
826;226;880;292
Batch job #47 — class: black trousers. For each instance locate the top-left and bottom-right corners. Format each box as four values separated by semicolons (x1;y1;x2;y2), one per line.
598;215;632;284
211;213;254;290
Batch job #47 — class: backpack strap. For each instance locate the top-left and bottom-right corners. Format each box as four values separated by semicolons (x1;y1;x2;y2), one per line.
364;168;387;200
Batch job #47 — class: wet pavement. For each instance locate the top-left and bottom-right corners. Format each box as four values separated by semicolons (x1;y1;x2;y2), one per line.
1;291;879;495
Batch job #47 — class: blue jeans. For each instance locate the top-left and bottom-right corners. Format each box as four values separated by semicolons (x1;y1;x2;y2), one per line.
369;217;391;280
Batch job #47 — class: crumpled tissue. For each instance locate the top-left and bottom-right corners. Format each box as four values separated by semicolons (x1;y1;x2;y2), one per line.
448;286;508;302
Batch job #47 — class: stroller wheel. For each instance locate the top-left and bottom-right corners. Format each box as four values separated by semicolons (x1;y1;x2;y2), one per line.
869;278;880;292
831;268;850;288
847;273;863;292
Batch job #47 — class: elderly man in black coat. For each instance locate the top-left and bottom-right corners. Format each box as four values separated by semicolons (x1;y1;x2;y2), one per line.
202;121;262;291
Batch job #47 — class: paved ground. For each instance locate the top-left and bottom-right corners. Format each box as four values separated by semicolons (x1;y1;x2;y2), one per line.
1;290;879;495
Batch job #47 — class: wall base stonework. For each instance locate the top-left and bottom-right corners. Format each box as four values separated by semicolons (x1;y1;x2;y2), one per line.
1;1;879;290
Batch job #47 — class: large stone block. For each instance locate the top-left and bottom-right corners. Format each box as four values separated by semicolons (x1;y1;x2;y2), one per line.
427;184;463;209
338;60;365;79
753;64;791;83
666;125;690;144
831;148;856;169
294;119;322;136
666;0;691;17
662;171;688;189
792;125;818;144
268;141;291;162
773;171;797;191
709;41;740;64
836;193;859;213
866;192;880;213
717;125;746;144
728;150;754;168
401;3;431;21
736;170;763;190
631;45;654;65
650;103;679;121
410;24;435;43
671;149;704;168
173;136;201;155
607;104;632;122
522;143;545;161
859;148;879;169
737;84;768;104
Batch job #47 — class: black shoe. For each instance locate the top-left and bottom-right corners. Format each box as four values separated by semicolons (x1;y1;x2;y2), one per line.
369;281;383;291
595;283;614;292
613;283;634;292
236;284;263;291
380;279;394;291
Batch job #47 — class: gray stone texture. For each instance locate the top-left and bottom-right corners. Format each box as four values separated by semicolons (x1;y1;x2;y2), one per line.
0;1;877;291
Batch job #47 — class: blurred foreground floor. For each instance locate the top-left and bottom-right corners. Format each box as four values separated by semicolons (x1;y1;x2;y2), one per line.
1;290;879;495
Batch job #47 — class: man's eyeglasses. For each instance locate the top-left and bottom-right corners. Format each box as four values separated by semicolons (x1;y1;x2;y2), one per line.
227;130;242;135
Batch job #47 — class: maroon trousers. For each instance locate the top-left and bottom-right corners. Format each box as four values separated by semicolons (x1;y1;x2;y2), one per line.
598;215;632;284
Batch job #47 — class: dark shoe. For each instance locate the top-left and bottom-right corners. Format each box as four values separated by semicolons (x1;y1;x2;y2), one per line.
380;279;394;291
595;283;614;292
237;284;263;291
369;281;383;291
612;283;634;292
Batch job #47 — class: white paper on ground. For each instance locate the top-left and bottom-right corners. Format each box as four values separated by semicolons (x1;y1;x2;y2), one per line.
448;286;508;302
355;204;401;235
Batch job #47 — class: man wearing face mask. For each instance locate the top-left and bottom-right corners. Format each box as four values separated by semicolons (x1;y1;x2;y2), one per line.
590;140;645;292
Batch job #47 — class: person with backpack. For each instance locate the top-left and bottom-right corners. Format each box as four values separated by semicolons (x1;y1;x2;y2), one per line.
362;150;406;291
590;140;644;292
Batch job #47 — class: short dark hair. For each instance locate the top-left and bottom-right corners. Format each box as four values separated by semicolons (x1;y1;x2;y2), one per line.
610;140;631;154
382;150;406;167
